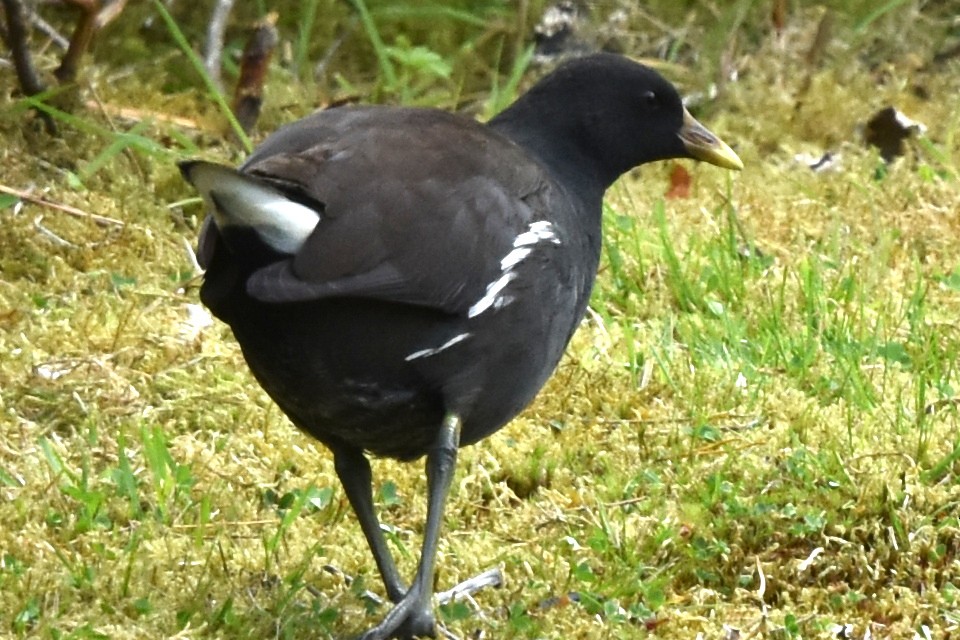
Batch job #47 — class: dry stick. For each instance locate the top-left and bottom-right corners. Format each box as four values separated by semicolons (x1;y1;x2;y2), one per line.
804;8;834;68
33;216;77;248
232;12;279;134
1;0;55;132
315;18;356;80
320;564;385;606
29;9;71;49
1;0;44;94
320;563;503;607
94;0;128;30
933;41;960;65
0;184;125;228
795;8;834;106
203;0;235;89
81;99;202;129
54;0;128;83
55;0;99;83
435;566;504;605
771;0;787;37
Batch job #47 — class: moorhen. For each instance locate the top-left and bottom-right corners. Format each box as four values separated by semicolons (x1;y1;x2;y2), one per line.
180;52;742;639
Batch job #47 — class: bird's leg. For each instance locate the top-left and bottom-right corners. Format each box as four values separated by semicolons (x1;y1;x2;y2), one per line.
360;413;461;640
333;445;407;602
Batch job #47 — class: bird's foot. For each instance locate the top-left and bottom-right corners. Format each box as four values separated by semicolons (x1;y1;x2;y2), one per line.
359;585;436;640
359;567;504;639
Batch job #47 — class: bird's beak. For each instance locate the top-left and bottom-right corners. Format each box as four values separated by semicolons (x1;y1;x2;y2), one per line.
679;108;743;170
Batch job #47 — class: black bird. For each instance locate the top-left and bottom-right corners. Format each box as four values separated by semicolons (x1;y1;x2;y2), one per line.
180;53;742;640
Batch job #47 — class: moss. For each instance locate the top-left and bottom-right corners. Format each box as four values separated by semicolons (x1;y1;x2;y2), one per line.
1;1;959;639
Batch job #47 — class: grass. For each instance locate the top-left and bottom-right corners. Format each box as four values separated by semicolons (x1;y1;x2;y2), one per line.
2;1;960;638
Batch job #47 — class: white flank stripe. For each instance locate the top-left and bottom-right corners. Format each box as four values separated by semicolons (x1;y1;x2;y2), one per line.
513;220;560;247
500;247;532;271
467;221;563;319
405;332;472;361
467;271;517;318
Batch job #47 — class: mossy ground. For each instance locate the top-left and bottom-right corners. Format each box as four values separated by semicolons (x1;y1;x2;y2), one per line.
1;2;958;638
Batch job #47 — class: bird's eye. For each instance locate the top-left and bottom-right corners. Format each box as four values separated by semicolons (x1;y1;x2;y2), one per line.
641;90;658;107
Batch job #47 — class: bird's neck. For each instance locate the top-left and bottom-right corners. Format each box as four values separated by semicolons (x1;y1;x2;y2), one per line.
487;112;612;206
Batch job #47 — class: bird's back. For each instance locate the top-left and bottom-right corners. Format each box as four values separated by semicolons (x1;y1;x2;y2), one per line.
199;106;600;460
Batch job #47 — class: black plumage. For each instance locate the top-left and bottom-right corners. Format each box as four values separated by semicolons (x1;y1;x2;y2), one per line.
180;53;742;639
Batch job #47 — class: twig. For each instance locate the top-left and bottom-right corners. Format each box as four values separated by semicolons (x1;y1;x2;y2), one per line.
170;518;277;529
232;12;279;134
203;0;235;89
321;564;385;606
94;0;128;30
0;184;124;227
320;563;503;609
82;99;202;129
315;18;357;80
1;0;42;94
1;0;55;132
33;215;77;248
437;624;460;640
55;0;99;83
594;413;763;429
435;566;503;604
182;237;203;274
29;9;70;49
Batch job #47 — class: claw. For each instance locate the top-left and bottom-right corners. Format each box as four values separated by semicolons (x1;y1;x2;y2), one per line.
359;586;436;639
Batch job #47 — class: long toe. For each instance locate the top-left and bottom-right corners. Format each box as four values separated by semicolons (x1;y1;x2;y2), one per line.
395;607;436;639
359;591;436;640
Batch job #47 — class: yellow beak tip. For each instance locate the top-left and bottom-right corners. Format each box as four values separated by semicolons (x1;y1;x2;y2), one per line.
680;108;743;171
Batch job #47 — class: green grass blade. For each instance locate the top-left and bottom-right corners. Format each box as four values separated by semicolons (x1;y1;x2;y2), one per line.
349;0;397;90
150;0;252;152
